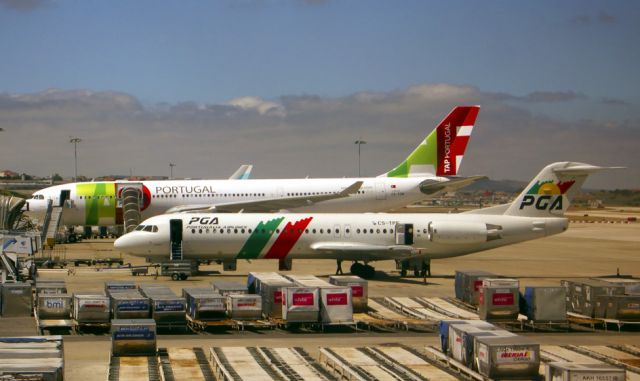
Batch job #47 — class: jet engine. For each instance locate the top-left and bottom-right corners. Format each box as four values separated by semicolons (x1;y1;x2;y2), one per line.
428;221;501;244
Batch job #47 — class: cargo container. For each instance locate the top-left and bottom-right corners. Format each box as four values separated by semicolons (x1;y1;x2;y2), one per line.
247;272;288;294
35;282;67;306
479;283;519;321
73;293;110;324
0;361;64;381
105;280;136;294
138;286;186;326
581;279;625;317
595;277;640;295
482;278;519;288
320;286;353;324
226;294;262;320
438;320;469;354
523;286;566;321
282;287;320;323
446;321;497;357
259;279;294;319
449;324;515;369
1;282;32;317
182;288;226;321
37;293;72;319
329;275;368;313
545;362;626;380
110;291;150;319
606;295;640;320
454;270;497;305
474;336;540;378
111;319;156;356
212;280;248;296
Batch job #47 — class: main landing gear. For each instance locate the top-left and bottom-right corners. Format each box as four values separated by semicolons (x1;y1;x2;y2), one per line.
350;262;376;279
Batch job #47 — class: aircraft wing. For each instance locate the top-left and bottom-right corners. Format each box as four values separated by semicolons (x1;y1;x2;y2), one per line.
164;181;363;214
419;175;487;195
310;241;423;260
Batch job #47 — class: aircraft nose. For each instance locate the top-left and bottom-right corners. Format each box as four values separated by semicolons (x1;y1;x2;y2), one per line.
114;234;138;253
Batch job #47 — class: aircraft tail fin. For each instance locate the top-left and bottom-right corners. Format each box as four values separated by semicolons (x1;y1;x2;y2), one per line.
381;105;480;178
503;162;622;217
229;164;253;180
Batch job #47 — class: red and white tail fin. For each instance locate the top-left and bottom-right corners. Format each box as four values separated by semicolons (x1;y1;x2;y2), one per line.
382;105;480;178
436;106;479;176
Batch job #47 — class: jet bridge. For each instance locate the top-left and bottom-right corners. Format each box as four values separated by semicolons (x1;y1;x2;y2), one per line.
116;183;144;233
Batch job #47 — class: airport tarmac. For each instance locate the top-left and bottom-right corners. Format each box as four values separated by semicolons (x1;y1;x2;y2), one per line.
2;213;639;380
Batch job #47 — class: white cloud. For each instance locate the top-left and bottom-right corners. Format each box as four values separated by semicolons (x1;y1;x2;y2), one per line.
226;96;286;117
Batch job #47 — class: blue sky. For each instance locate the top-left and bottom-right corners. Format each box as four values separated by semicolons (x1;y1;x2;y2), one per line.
0;0;639;188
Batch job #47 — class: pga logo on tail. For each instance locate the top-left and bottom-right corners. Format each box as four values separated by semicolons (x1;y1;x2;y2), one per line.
519;180;575;210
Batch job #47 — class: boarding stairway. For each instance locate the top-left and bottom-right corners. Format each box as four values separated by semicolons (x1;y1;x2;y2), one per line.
170;240;183;261
41;200;64;248
117;184;143;233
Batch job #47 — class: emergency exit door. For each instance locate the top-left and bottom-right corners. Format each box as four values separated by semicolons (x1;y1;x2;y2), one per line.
395;223;414;245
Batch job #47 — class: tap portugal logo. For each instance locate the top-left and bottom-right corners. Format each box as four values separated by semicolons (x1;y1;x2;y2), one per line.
519;180;575;210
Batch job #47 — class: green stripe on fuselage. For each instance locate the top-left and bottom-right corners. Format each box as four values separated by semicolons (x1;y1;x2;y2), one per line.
236;217;284;259
76;183;116;225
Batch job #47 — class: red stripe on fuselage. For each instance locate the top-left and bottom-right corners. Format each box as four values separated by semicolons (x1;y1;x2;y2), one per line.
264;217;313;259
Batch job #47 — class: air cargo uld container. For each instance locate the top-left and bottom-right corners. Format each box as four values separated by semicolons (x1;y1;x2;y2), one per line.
247;272;287;294
182;288;226;320
73;293;110;324
448;325;515;370
35;281;67;306
320;286;353;324
282;287;320;323
447;321;497;358
329;275;368;313
455;270;497;305
212;280;248;296
474;336;540;379
226;294;262;320
479;279;520;320
0;335;64;381
37;293;72;319
259;279;294;319
580;279;625;317
1;283;32;317
111;319;156;356
138;286;186;325
0;361;64;381
438;320;469;354
606;295;640;320
104;280;136;294
593;277;640;295
523;286;566;321
110;291;150;319
545;362;626;380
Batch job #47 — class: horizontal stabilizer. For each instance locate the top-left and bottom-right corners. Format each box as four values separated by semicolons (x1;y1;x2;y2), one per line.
419;175;487;195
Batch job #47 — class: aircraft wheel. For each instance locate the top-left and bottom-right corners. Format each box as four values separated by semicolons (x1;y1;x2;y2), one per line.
350;262;364;276
363;265;376;279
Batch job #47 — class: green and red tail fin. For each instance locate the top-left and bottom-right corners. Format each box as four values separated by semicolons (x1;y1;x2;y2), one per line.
381;105;480;178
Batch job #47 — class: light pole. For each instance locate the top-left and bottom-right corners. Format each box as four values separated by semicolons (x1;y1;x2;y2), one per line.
354;138;366;177
69;137;82;182
169;163;176;179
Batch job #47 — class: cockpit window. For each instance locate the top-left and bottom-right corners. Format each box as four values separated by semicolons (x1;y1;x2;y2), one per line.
33;195;45;200
152;226;158;233
135;225;145;231
143;225;154;232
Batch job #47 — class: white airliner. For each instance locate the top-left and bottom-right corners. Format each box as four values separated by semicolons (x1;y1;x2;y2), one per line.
26;106;482;227
114;162;616;278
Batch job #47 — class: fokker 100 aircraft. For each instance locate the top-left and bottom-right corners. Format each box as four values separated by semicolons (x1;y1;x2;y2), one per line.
27;106;482;227
114;162;616;278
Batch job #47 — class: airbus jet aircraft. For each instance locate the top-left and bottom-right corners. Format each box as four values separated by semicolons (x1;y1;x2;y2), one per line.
114;161;616;278
27;106;481;227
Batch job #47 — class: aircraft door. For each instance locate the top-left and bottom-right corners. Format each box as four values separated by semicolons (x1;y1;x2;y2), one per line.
59;189;71;207
375;182;387;200
170;219;183;243
395;223;414;245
